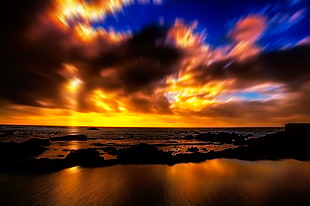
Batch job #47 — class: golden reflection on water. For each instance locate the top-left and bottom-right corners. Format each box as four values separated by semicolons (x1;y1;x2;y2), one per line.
1;159;310;205
66;166;80;173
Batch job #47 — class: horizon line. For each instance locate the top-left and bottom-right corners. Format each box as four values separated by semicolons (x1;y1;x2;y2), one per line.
0;123;284;128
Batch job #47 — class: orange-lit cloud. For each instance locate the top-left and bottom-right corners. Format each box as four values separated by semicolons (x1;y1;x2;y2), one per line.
228;15;266;60
1;0;310;127
49;0;134;42
48;0;163;42
167;19;206;48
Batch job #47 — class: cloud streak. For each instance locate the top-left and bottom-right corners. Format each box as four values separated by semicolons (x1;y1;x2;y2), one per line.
1;0;310;126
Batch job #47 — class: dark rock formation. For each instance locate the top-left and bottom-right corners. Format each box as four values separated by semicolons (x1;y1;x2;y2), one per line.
184;135;194;139
187;147;199;153
87;127;100;130
0;130;14;137
212;129;310;160
1;123;310;174
91;143;105;147
0;138;50;161
65;148;105;166
100;147;119;155
117;143;172;164
24;138;51;146
185;132;252;144
50;134;87;141
285;123;310;135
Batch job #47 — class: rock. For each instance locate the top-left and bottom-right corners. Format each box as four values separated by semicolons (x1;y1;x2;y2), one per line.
50;134;87;141
87;127;100;130
117;143;172;164
1;123;310;174
0;130;14;137
184;135;194;139
0;138;50;160
212;129;310;161
65;148;104;166
91;143;105;146
24;138;51;146
166;140;178;143
187;147;199;153
100;147;118;155
285;123;310;135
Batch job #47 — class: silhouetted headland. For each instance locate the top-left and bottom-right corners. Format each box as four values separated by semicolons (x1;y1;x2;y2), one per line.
50;134;88;141
0;123;309;174
87;127;100;130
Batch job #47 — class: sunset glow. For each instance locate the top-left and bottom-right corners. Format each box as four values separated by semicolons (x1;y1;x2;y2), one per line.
2;0;310;127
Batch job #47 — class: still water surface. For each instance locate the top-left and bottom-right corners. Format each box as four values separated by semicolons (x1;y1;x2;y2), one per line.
1;159;310;205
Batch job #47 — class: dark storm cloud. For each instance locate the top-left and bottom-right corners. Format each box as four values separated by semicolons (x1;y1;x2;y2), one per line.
80;25;181;93
1;0;66;107
1;0;182;113
74;25;182;113
192;45;310;90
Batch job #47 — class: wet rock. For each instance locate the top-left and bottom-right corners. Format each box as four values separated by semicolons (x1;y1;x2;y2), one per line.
117;143;172;164
187;147;199;153
100;147;118;155
184;135;194;139
1;123;310;174
65;148;104;166
49;131;60;137
50;134;87;141
166;140;178;143
173;152;209;164
0;138;50;160
24;138;51;146
91;143;105;147
212;130;310;160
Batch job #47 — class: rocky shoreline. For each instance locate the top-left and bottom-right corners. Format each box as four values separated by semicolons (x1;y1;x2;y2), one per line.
0;123;309;174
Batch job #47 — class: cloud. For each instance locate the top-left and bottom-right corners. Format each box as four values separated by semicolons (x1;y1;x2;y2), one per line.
191;45;310;90
230;15;267;43
228;15;267;59
1;0;182;114
171;45;310;124
193;84;310;125
1;1;310;125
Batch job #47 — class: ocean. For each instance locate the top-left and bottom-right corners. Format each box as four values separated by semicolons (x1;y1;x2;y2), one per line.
0;125;282;159
2;125;310;206
1;159;310;205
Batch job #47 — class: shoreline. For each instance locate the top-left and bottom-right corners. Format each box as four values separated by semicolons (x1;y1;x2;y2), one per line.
0;123;309;174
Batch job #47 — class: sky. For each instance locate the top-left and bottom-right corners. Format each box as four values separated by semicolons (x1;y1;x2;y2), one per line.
1;0;310;127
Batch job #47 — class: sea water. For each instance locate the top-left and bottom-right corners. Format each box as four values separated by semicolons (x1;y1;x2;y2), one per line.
0;159;310;205
0;125;282;159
